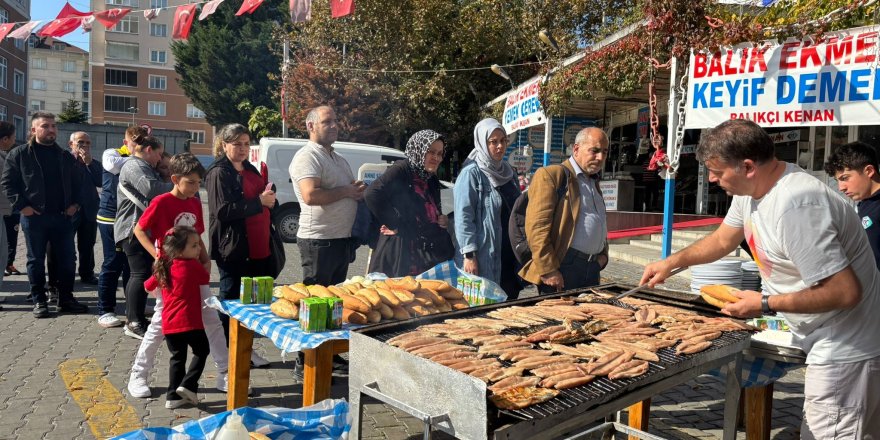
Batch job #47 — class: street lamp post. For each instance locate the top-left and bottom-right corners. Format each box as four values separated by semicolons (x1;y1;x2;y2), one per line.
127;106;138;126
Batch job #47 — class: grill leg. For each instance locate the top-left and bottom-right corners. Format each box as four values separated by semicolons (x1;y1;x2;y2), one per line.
350;389;364;439
722;353;743;440
422;415;433;440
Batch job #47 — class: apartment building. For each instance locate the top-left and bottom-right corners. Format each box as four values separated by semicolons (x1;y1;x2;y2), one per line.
89;0;213;155
0;0;29;143
27;35;90;120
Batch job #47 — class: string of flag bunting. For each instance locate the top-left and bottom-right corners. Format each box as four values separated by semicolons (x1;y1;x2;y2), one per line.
12;0;352;42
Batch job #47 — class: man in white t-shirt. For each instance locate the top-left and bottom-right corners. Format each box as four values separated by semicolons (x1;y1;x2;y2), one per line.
289;106;366;285
641;119;880;439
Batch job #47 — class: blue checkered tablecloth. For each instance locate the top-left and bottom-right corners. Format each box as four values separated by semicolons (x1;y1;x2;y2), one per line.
708;353;800;388
112;399;350;440
206;297;356;355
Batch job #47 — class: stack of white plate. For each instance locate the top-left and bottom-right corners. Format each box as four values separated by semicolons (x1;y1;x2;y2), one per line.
741;261;762;292
690;259;743;294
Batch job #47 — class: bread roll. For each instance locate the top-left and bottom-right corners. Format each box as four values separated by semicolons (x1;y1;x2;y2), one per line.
391;306;411;320
391;288;415;304
699;284;741;308
290;283;311;297
375;287;402;306
437;287;464;300
418;279;452;292
355;288;382;307
366;309;382;323
343;309;368;324
336;292;372;313
377;303;394;319
270;298;299;319
307;284;336;298
274;285;308;303
327;285;349;297
343;283;362;295
449;299;470;310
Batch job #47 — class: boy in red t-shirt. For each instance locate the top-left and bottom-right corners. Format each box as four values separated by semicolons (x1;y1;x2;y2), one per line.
145;226;209;407
126;153;232;400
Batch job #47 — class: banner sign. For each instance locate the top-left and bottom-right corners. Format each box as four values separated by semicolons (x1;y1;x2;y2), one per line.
502;77;547;133
685;26;880;129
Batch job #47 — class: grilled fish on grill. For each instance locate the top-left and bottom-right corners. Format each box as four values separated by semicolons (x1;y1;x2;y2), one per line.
489;386;559;410
538;342;602;359
435;354;485;366
498;349;553;362
593;339;660;362
479;341;535;355
530;362;581;378
446;328;501;341
488;376;542;395
553;374;597;389
429;350;485;362
394;336;451;351
584;350;636;376
545;319;608;344
524;325;566;342
675;339;713;355
540;367;594;388
608;360;650;380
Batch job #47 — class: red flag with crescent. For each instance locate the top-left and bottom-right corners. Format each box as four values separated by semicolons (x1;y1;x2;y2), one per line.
331;0;354;18
94;8;131;29
236;0;265;16
37;3;91;38
172;4;198;40
0;23;15;40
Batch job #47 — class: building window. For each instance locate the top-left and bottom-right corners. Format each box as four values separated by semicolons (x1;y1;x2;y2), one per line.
0;57;6;89
14;39;23;51
13;70;23;95
53;42;66;51
62;81;76;93
107;0;138;6
33;58;47;69
31;78;46;91
186;104;206;119
105;68;137;87
62;61;76;72
148;101;166;116
0;9;7;24
150;23;166;37
150;0;166;7
148;75;166;90
111;15;138;34
106;42;139;61
104;95;137;113
0;105;7;121
82;80;90;99
149;50;166;64
82;102;89;114
188;130;205;144
13;116;23;142
30;100;45;111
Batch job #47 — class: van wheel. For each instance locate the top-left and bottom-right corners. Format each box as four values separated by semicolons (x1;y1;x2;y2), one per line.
275;205;300;243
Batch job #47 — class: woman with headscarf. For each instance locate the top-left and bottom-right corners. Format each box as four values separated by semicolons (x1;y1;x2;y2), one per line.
364;130;454;277
453;118;523;298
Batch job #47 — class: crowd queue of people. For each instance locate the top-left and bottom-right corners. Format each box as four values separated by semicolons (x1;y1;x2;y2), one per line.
3;110;880;436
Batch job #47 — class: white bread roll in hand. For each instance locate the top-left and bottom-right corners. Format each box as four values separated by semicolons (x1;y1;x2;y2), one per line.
699;284;741;309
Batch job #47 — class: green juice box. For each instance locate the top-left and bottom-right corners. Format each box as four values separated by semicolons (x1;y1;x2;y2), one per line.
299;298;328;332
326;297;343;329
240;277;253;304
258;276;275;304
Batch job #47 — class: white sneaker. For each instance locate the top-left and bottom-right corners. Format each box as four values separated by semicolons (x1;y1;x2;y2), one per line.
97;313;123;328
175;386;199;406
216;373;253;395
128;374;151;398
250;351;270;368
165;398;187;409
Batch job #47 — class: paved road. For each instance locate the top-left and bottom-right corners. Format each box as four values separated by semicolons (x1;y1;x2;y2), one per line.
0;198;804;439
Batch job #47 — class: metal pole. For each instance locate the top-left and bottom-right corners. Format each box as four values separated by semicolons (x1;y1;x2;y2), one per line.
543;117;552;166
282;38;290;138
661;57;678;259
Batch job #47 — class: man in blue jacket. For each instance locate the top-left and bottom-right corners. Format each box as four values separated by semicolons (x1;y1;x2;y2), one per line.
0;112;87;318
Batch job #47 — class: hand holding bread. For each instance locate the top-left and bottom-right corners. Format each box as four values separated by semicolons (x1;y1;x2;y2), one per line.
699;284;742;309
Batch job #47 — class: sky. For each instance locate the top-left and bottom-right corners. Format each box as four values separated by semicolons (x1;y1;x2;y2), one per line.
31;0;92;51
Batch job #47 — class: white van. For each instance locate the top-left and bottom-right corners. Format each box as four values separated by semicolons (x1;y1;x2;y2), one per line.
251;137;407;242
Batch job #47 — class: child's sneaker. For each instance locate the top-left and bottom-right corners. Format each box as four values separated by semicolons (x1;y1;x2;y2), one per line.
175;386;199;406
165;398;187;409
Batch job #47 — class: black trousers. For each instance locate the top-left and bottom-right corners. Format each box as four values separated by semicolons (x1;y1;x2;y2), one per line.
165;329;209;400
4;213;18;266
297;238;352;286
75;217;98;278
215;257;271;341
122;238;153;326
538;249;602;294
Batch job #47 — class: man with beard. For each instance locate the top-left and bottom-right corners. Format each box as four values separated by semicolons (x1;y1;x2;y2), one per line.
1;112;86;318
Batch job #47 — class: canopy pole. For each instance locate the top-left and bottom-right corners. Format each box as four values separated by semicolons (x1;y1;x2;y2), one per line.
543;117;552;166
661;57;679;259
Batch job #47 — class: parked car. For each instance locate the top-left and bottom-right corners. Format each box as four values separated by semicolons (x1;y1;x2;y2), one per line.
250;137;407;242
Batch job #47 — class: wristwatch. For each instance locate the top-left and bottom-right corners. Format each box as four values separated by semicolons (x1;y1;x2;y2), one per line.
761;295;775;316
464;251;475;259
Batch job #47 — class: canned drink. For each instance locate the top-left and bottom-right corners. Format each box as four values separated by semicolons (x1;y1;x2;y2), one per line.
240;277;253;304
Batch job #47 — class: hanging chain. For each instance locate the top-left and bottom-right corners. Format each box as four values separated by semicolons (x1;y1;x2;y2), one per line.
667;62;689;175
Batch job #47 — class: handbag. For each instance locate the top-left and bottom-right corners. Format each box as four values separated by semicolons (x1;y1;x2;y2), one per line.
414;224;455;268
266;223;286;278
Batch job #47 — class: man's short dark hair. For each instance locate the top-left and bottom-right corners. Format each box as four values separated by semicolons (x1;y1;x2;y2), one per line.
169;152;205;179
0;121;14;139
30;111;55;123
696;119;775;165
824;142;879;176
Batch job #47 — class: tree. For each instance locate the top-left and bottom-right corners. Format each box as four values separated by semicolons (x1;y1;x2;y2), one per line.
171;0;285;128
57;99;88;124
237;100;282;140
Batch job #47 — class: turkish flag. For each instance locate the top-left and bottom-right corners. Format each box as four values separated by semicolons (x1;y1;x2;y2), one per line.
94;8;131;29
172;4;197;40
236;0;264;16
330;0;354;18
0;23;15;40
7;21;41;40
199;0;225;20
290;0;312;22
37;3;91;38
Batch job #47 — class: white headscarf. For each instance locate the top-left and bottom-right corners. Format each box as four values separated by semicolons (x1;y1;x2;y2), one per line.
467;118;515;188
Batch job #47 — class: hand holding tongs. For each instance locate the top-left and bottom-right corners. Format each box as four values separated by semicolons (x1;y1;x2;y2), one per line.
615;266;688;300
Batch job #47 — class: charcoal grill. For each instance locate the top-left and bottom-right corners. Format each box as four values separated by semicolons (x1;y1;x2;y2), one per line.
349;283;748;440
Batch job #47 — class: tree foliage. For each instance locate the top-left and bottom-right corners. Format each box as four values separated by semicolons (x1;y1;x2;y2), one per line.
57;99;88;124
171;0;285;127
284;0;628;150
237;100;282;140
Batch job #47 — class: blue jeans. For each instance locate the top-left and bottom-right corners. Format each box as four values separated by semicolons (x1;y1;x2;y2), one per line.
20;213;75;303
96;223;129;314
